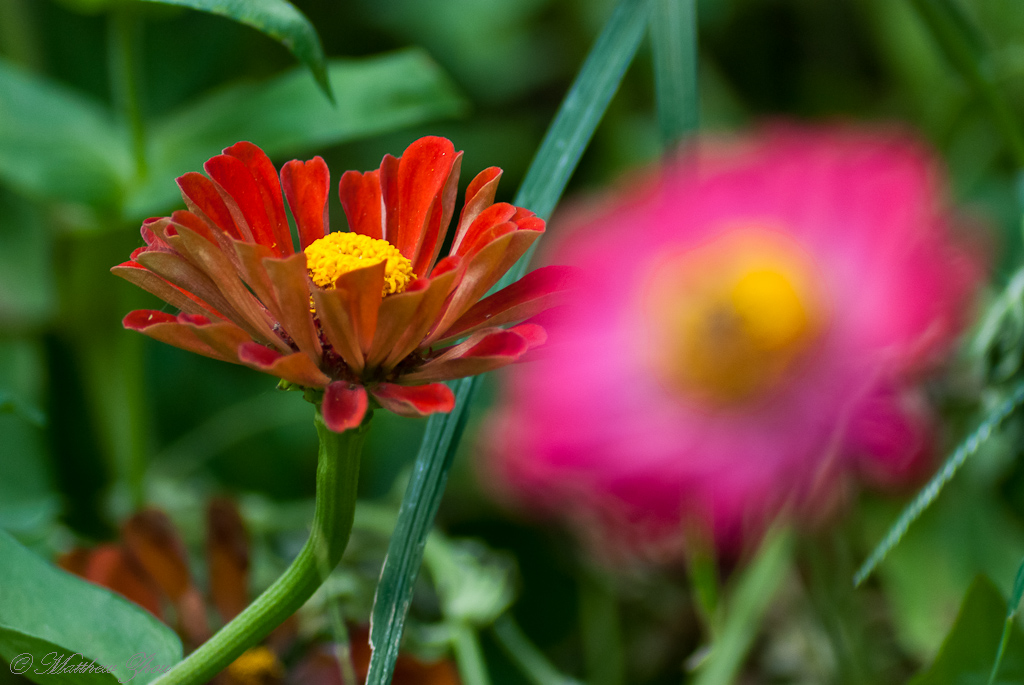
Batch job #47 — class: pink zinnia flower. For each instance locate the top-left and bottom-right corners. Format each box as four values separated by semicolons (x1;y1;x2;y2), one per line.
482;126;982;561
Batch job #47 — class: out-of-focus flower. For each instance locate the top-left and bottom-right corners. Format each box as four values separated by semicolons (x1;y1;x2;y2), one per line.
290;627;460;685
483;127;982;561
114;137;571;431
59;500;250;651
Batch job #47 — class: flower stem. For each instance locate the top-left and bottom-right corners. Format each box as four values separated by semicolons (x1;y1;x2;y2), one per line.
152;410;370;685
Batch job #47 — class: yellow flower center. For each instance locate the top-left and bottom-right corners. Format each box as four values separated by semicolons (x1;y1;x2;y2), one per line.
225;647;283;685
643;229;826;405
304;232;413;296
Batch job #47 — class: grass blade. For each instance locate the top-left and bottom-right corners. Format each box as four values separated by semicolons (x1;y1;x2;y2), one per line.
854;380;1024;587
909;0;1024;168
988;554;1024;685
650;0;699;146
692;529;794;685
513;0;654;224
365;1;652;682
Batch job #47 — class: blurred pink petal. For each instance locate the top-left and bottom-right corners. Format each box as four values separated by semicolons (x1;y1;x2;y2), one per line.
481;125;984;562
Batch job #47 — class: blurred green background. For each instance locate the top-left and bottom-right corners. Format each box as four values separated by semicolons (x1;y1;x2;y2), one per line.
7;0;1024;683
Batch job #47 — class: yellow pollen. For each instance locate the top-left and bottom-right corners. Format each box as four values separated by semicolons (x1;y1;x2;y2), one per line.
643;229;826;405
225;647;283;685
304;232;413;296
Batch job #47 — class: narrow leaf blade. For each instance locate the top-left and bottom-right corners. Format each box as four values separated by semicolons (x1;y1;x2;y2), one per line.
989;555;1024;685
650;0;699;146
365;1;652;682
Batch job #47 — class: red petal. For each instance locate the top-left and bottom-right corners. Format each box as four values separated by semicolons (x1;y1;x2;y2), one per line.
263;252;322;364
403;326;539;383
121;510;192;602
224;141;294;255
370;383;455;417
454;203;517;258
338;169;383;240
71;546;163;619
237;342;331;387
124;309;176;328
434;265;577;343
112;262;224;319
507;322;547;349
451;166;502;254
123;310;246;363
393;137;458;263
322;382;368;432
204;153;282;254
380;268;460;370
329;260;385;355
425;226;541;345
283;156;332;249
379;154;401;244
206;498;250;623
163;226;286;349
411;151;462;278
364;285;427;370
170;210;216;244
177;171;244;240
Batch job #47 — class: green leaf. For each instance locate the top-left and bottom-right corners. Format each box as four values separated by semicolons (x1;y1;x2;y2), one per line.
692;529;794;685
910;576;1024;685
365;2;652;681
425;539;515;627
0;58;130;206
138;0;333;101
854;379;1024;587
0;529;182;685
126;49;467;218
649;0;699;147
860;483;1024;658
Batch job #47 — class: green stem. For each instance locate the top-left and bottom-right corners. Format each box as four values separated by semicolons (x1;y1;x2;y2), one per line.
451;622;492;685
152;410;369;685
578;571;625;685
492;614;584;685
108;5;147;178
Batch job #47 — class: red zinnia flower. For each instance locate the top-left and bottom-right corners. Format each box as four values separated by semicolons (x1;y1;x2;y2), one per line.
114;137;571;431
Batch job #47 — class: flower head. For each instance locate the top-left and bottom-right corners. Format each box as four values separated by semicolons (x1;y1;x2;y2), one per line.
482;126;982;561
114;137;572;431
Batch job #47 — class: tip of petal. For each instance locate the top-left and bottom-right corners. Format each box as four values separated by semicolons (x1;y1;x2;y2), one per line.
322;382;369;432
237;341;281;367
123;310;176;330
370;382;455;417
